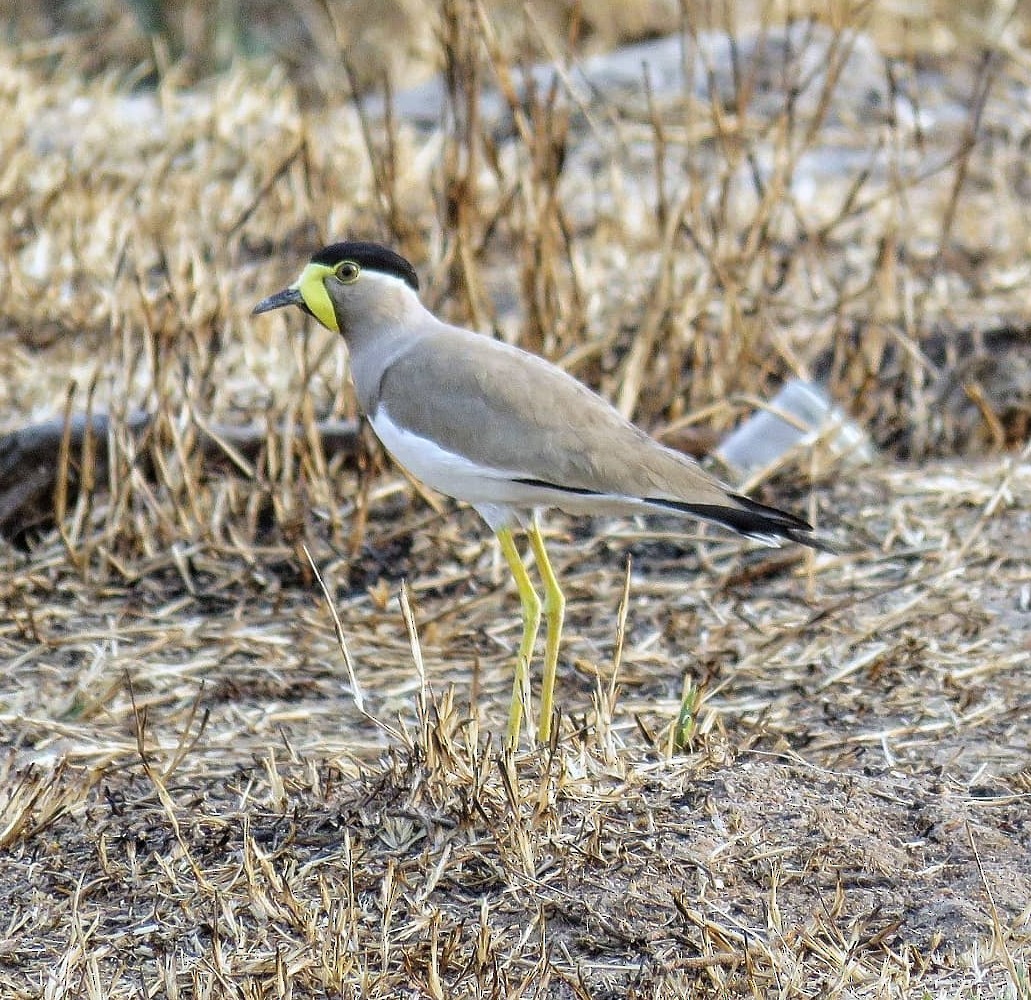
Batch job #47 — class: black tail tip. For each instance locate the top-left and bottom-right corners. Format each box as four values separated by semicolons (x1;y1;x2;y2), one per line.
781;526;838;554
647;492;837;552
729;494;837;553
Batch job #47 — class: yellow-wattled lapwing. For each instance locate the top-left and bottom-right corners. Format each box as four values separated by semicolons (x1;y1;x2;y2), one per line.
254;241;822;747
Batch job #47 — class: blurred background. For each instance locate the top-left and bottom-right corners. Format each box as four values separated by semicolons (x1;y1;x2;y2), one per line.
6;0;1029;90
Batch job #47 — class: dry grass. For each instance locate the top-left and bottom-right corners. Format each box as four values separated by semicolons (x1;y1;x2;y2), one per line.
1;1;1030;997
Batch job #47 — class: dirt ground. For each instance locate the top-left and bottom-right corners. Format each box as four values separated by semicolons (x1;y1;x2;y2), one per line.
1;458;1028;998
1;2;1030;997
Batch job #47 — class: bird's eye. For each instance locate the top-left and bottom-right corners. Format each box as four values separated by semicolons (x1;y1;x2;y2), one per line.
335;261;360;283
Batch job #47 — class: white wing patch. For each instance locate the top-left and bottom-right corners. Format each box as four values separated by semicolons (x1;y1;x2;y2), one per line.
369;407;525;504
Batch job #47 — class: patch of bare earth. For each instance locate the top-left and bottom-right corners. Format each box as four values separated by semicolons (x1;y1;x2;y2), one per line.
1;457;1028;998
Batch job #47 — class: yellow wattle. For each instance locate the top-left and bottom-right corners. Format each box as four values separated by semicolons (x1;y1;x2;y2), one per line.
296;262;339;332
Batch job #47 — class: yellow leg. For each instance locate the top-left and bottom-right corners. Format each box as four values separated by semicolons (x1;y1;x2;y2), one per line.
496;527;541;749
527;520;565;743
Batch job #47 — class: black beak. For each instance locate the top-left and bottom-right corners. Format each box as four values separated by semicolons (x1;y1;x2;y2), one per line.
252;286;305;315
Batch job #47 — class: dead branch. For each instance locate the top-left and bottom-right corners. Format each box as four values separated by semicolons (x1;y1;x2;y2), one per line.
0;412;359;538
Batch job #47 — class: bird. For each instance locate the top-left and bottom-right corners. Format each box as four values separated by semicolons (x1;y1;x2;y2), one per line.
253;240;822;748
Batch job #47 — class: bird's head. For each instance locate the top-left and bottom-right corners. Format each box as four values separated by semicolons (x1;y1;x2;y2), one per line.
253;241;421;337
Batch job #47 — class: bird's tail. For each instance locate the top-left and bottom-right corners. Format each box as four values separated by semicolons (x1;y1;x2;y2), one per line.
646;492;835;553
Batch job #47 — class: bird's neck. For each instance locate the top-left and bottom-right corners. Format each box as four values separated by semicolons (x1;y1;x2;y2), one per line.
343;295;437;414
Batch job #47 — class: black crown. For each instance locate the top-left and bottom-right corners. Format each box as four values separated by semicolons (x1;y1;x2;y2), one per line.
311;241;419;292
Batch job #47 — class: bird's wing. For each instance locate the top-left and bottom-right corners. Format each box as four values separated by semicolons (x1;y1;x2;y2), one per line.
373;326;817;543
374;326;732;506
